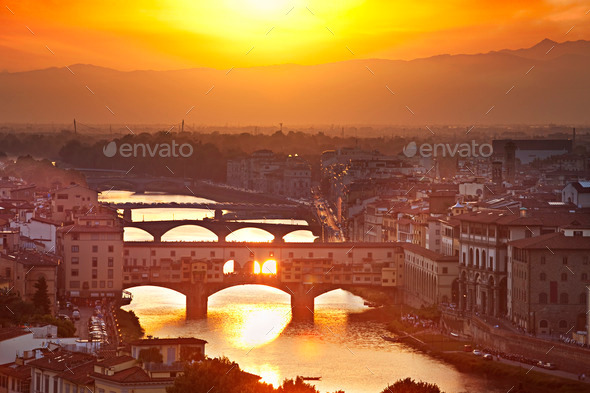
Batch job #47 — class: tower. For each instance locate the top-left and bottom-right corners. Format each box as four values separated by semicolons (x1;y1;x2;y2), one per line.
504;141;516;184
492;161;503;185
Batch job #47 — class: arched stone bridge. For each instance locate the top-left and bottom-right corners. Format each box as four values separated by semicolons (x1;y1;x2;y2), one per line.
122;242;405;320
124;219;322;243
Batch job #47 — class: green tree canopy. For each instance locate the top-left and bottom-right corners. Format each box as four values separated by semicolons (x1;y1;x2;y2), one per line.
33;276;51;315
380;378;443;393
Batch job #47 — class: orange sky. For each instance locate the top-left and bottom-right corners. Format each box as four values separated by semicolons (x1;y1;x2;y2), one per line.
1;0;589;72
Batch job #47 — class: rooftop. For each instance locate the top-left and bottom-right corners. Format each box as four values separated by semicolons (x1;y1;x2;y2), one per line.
510;232;590;250
130;337;207;346
402;243;458;263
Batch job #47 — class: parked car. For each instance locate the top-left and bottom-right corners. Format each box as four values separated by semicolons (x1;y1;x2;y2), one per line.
57;314;70;321
463;345;473;352
544;363;558;370
72;310;80;320
472;349;483;356
483;354;493;361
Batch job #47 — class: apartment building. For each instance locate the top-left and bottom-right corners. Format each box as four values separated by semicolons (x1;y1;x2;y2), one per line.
509;231;590;335
402;243;459;308
0;251;59;313
56;213;124;300
50;184;98;223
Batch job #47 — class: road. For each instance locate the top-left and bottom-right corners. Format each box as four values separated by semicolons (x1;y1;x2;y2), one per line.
313;196;344;242
447;351;590;383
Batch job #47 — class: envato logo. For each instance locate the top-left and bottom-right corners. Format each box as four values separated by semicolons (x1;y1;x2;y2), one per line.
403;140;493;158
103;141;194;158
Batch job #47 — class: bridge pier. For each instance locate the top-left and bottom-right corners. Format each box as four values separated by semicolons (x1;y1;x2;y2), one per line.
186;284;208;319
290;284;315;322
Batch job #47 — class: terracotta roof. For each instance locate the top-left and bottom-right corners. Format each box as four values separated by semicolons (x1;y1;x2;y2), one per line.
0;328;31;342
130;337;207;346
92;366;174;384
58;361;95;386
57;225;123;234
28;350;95;372
95;355;135;368
402;243;458;263
510;232;590;250
0;363;31;379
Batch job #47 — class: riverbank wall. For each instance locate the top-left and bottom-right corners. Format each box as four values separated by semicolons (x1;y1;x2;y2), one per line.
469;315;590;374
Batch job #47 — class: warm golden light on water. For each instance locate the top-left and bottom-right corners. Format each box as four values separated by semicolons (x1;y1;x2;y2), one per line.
229;306;291;349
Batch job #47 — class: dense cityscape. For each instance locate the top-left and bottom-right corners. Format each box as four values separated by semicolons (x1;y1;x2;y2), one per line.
2;1;590;392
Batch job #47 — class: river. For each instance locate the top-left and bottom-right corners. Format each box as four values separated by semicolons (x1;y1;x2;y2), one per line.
101;191;505;393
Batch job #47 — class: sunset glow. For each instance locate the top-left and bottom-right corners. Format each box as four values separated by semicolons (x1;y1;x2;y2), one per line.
1;0;589;72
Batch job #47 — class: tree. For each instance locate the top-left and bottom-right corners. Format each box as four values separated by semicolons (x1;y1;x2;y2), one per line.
167;357;275;393
138;347;163;363
277;377;319;393
380;378;443;393
33;276;51;315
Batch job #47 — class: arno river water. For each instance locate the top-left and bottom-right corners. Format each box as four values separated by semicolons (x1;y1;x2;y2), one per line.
101;191;505;393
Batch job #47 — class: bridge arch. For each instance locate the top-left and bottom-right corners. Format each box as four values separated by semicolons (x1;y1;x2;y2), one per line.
282;229;317;243
161;224;218;242
123;227;154;242
225;227;274;242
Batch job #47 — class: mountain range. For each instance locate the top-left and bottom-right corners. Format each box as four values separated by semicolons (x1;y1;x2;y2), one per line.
1;39;589;126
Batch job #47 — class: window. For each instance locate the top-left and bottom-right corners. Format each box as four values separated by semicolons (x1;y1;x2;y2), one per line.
71;269;79;277
92;257;98;267
151;250;156;256
71;257;79;264
539;293;548;304
92;245;98;253
367;252;373;258
230;251;235;257
329;252;334;258
108;269;113;279
108;245;114;252
442;267;448;274
100;281;105;288
70;281;80;288
559;320;568;329
108;257;114;267
308;252;313;257
210;251;215;257
561;273;568;282
560;293;569;304
108;281;113;288
171;251;176;257
563;256;568;265
540;272;546;281
539;320;548;328
71;245;79;253
288;252;294;258
92;269;98;279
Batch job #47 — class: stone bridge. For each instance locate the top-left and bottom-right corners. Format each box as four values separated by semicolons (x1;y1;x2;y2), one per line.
86;176;188;193
124;219;322;243
122;242;405;320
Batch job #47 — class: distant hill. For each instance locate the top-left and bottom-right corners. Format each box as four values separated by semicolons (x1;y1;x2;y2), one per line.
1;39;589;126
